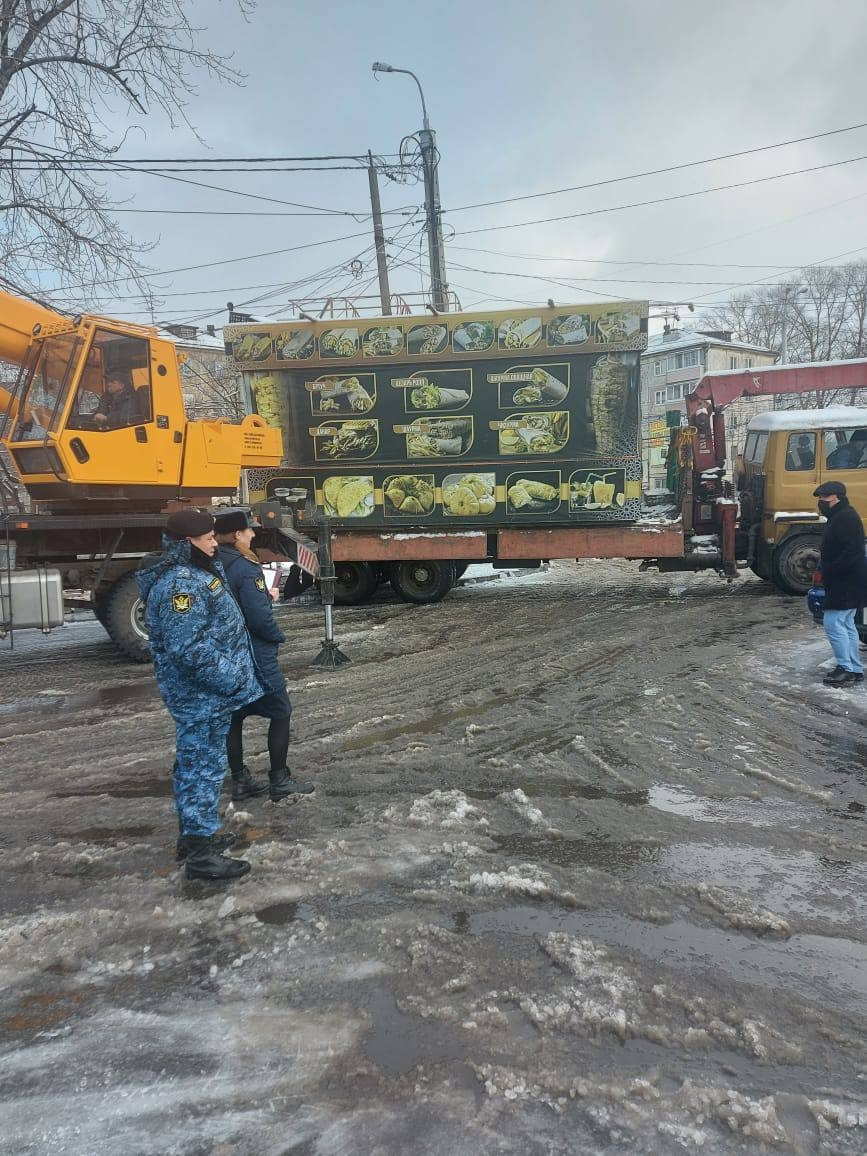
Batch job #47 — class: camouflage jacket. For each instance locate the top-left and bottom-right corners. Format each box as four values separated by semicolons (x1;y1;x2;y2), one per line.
137;536;263;720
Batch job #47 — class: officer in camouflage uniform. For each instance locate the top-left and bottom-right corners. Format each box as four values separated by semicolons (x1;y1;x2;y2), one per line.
215;507;314;801
137;508;264;880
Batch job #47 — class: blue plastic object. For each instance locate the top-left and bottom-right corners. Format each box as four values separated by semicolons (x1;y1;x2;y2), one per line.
807;583;825;624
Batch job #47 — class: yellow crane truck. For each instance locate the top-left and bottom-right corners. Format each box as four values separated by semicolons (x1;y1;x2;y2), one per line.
0;290;283;659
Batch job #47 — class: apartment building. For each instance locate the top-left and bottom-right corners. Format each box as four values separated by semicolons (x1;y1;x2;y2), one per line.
640;328;776;490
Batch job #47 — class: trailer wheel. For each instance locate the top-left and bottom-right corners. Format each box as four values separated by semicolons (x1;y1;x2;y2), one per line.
772;533;822;596
334;561;379;605
390;560;454;604
92;590;110;627
104;572;152;662
452;562;469;581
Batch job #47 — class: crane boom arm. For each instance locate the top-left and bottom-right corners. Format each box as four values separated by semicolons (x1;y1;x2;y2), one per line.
686;358;867;422
684;358;867;473
0;290;70;367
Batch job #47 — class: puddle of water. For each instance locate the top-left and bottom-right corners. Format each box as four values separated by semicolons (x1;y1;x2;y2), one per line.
2;683;157;716
362;988;467;1076
468;905;867;1014
255;900;317;926
650;841;867;926
492;832;656;874
53;772;174;799
646;784;812;829
463;784;649;805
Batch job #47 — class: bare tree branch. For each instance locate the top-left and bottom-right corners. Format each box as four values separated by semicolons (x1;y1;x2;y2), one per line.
0;0;254;304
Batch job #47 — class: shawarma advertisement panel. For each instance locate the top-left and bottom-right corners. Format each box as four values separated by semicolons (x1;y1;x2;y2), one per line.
229;303;648;528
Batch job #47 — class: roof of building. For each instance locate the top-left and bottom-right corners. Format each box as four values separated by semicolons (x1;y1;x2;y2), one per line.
158;324;225;351
643;330;775;357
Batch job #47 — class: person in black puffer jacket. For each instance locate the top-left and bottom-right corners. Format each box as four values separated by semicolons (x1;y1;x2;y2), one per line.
813;481;867;688
215;508;315;802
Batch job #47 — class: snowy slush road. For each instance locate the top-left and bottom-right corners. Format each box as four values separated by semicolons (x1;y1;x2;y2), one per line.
1;561;866;1154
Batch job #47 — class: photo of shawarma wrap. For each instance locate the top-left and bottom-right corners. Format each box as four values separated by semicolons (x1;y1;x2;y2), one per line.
498;412;569;455
407;374;471;412
506;474;561;513
403;417;473;458
311;376;375;415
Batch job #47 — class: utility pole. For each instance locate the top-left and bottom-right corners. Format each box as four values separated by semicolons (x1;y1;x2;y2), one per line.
419;126;449;313
372;63;449;313
367;151;392;316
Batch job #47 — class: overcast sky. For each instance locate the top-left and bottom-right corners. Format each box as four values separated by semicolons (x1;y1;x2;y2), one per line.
85;0;867;333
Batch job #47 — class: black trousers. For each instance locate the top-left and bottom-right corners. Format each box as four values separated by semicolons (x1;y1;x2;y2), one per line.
227;687;292;775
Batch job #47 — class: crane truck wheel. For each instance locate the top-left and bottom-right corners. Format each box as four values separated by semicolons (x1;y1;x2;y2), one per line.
772;533;822;596
333;561;379;605
104;572;152;662
389;560;454;604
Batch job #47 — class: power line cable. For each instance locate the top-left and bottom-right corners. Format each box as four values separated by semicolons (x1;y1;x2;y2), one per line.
451;153;867;237
688;242;867;304
74;205;419;218
13;141;381;219
51;229;374;292
7;149;403;165
448;244;823;271
442;119;867;215
446;259;848;288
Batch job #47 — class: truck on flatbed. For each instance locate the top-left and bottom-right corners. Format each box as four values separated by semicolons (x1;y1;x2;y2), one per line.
225;306;867;604
226;301;728;604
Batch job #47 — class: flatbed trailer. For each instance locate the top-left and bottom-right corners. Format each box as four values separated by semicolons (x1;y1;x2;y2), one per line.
0;508;300;660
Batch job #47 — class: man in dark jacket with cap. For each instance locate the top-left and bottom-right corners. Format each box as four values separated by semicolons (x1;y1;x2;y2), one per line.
92;369;148;429
137;508;264;879
813;481;867;688
215;507;314;802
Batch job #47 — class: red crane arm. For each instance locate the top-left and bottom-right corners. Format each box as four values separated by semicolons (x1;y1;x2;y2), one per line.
686;358;867;421
684;358;867;475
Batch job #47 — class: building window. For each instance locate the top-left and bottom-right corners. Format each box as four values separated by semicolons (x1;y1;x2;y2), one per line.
729;356;739;369
743;357;753;368
654;389;665;406
653;348;702;376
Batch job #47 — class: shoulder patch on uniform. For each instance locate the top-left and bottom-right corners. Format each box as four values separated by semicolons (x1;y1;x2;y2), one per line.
255;577;266;591
207;576;223;591
172;592;193;613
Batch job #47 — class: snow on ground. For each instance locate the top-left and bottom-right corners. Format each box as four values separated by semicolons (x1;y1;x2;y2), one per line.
1;559;866;1154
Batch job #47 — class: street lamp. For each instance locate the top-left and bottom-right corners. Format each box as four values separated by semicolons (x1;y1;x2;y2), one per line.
372;62;430;130
780;285;809;365
371;61;448;311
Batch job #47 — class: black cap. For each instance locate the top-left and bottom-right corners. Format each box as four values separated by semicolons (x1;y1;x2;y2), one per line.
213;507;261;534
106;368;132;388
165;508;215;539
813;481;847;498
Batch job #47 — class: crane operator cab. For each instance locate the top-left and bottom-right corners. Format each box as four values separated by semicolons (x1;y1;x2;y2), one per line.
0;297;282;511
736;407;867;595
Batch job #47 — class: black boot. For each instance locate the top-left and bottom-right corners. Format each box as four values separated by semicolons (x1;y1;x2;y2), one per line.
176;829;237;862
184;835;250;881
269;766;315;801
231;765;269;802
